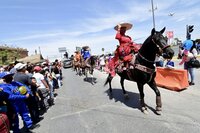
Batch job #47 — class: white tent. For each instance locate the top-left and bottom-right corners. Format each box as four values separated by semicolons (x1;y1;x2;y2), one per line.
17;54;44;64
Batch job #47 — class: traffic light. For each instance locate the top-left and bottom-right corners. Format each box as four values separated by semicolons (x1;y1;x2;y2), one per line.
188;25;194;33
186;25;194;39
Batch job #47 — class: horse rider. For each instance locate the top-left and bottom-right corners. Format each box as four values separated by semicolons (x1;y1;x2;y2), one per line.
108;22;139;77
74;51;82;64
81;46;91;67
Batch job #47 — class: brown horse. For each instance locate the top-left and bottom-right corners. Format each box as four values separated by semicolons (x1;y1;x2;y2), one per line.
80;56;97;84
73;56;83;75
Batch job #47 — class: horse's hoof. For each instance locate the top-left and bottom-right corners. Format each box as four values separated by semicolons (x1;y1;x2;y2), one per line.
124;94;129;99
141;107;148;115
156;110;161;115
156;107;162;115
143;110;149;115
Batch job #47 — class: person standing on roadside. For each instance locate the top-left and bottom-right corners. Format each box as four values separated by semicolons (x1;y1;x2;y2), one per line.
33;66;50;112
0;72;33;132
179;40;198;85
13;63;41;123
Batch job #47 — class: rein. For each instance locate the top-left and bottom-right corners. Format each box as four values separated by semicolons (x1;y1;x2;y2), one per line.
137;52;155;63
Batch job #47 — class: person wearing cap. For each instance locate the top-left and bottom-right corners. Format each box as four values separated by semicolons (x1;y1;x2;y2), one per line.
179;41;198;85
0;72;34;132
109;22;139;77
182;39;193;51
33;66;50;111
13;63;42;123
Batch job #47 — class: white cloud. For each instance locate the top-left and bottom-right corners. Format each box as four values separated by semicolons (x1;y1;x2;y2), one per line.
1;0;200;60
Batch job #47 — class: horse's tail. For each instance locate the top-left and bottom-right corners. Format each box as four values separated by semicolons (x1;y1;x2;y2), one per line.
104;74;112;86
90;56;96;66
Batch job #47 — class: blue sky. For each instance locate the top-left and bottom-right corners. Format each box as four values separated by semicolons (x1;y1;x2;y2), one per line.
0;0;200;60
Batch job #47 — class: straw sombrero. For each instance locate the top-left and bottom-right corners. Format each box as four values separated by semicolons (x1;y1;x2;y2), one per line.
114;22;133;31
82;46;90;51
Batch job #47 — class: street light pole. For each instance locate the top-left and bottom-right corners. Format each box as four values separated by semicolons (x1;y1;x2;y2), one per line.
151;0;156;28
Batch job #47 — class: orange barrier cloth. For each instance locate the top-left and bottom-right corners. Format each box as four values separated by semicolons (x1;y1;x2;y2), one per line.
155;67;189;91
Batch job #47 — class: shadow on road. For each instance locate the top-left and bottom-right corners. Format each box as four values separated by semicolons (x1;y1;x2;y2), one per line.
83;77;97;85
104;88;140;110
104;89;159;114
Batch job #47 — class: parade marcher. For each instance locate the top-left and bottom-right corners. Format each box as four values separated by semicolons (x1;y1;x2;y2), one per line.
108;22;139;77
0;72;34;132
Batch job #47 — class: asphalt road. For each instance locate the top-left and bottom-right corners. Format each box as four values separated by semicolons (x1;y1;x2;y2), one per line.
28;60;200;133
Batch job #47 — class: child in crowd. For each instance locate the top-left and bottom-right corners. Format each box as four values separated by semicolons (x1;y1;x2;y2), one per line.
179;50;194;65
165;58;175;68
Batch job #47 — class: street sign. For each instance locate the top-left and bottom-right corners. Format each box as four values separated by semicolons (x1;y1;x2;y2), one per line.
58;47;66;53
166;31;174;39
76;47;81;51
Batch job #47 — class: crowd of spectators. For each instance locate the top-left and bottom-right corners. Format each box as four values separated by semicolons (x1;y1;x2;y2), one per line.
0;59;63;133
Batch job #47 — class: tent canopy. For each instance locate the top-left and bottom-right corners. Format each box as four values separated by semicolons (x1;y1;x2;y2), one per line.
17;54;44;64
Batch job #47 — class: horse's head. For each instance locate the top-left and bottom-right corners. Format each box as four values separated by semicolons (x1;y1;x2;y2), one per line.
151;27;174;59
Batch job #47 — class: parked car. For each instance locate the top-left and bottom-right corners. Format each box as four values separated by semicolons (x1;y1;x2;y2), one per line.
62;58;72;68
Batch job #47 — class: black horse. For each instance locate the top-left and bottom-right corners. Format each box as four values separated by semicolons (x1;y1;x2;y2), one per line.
104;27;174;115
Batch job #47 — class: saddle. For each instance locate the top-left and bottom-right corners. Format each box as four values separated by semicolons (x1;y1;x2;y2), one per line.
115;54;155;81
115;54;136;73
74;60;81;66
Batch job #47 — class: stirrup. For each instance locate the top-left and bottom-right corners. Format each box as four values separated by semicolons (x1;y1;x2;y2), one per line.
123;67;127;70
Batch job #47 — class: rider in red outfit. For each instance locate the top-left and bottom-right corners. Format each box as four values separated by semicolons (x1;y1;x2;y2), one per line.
109;22;139;77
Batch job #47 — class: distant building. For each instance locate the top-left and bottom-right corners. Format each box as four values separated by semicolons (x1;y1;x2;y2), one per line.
0;45;28;65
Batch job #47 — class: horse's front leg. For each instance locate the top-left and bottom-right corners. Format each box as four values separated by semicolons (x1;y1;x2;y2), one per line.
137;82;148;114
148;80;162;115
90;68;94;85
120;78;129;99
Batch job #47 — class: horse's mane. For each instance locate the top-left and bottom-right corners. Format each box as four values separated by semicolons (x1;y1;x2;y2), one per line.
138;34;158;64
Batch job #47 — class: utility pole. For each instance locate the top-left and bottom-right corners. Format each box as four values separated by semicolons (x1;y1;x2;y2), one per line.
151;0;156;28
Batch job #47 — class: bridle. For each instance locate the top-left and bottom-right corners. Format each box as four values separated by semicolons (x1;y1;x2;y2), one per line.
151;38;170;51
137;36;170;63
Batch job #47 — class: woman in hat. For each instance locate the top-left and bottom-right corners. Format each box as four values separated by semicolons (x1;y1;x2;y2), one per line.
109;22;139;77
